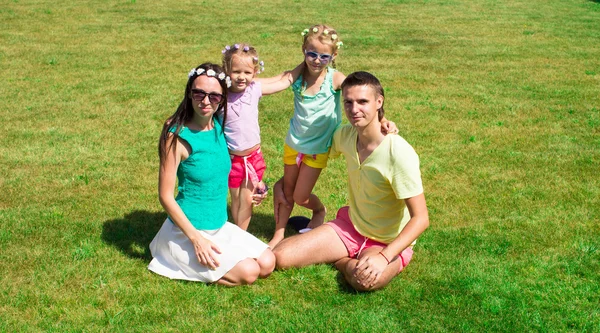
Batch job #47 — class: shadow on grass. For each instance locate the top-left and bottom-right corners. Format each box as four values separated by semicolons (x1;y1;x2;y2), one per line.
101;210;166;261
335;272;361;294
101;209;376;293
101;209;278;261
244;210;279;241
334;270;418;294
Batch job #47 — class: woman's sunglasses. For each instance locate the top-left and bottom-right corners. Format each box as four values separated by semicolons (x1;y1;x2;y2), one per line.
191;89;224;104
304;50;332;63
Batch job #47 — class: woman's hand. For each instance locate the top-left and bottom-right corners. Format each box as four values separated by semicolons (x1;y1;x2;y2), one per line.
191;233;222;270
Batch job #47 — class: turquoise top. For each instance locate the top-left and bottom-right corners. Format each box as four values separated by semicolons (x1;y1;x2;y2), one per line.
285;67;342;155
169;121;231;230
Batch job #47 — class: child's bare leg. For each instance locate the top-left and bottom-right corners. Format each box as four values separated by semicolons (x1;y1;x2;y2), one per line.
235;181;255;231
268;165;298;248
229;187;241;226
305;193;326;229
293;164;326;229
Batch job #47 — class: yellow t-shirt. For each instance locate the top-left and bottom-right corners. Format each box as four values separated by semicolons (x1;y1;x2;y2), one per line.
330;125;423;244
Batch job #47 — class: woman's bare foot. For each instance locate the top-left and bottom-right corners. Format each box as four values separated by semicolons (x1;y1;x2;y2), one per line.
307;205;326;229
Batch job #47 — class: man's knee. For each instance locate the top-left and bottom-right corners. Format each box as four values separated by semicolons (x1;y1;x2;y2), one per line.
345;275;388;292
340;260;391;292
272;247;288;269
273;243;295;269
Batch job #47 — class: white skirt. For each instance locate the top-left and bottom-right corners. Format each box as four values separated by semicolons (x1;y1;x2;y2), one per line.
148;219;269;283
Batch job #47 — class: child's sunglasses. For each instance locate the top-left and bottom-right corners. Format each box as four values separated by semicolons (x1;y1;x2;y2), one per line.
191;89;224;104
304;50;332;63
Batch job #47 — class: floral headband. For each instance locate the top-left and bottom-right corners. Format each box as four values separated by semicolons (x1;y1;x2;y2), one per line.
222;44;265;74
301;27;343;48
188;67;232;88
253;57;265;74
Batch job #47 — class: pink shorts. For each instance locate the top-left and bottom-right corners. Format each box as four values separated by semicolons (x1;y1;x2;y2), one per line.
326;206;414;273
229;148;266;188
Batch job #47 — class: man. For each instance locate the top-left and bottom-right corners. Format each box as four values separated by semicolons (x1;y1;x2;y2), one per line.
272;71;429;291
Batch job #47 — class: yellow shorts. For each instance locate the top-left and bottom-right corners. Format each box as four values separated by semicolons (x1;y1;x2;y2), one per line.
283;144;329;169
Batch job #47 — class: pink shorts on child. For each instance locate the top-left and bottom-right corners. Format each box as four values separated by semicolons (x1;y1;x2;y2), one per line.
326;206;414;273
229;148;266;189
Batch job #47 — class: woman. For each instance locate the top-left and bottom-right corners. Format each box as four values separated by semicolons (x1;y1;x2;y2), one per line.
149;63;275;286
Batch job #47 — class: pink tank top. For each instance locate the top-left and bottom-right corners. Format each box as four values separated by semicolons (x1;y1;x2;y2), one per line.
223;81;262;151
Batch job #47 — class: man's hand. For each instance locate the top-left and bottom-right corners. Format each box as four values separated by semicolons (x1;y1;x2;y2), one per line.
354;253;388;288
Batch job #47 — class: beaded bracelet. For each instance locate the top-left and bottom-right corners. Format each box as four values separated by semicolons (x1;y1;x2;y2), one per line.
379;251;390;265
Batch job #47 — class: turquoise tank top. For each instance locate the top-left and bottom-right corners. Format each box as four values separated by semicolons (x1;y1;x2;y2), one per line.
286;67;342;154
169;121;231;230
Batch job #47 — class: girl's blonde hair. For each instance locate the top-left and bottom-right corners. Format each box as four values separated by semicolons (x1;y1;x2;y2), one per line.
301;24;342;68
221;43;263;75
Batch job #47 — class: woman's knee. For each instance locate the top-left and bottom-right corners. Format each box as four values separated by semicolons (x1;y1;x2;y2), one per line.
257;249;276;278
234;258;261;285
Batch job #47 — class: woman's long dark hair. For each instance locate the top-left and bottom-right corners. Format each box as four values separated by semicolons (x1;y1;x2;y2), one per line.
158;63;228;162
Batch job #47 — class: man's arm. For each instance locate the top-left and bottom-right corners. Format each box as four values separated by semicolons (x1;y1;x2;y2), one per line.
379;193;429;261
353;193;429;288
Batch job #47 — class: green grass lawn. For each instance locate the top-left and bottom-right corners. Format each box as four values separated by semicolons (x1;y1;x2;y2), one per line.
1;0;599;331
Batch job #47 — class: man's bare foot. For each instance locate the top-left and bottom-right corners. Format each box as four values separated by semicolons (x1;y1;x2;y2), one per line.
307;206;326;229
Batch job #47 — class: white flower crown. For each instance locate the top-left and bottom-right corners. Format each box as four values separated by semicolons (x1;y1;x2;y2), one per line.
222;44;266;74
301;27;342;48
252;57;266;74
188;67;232;88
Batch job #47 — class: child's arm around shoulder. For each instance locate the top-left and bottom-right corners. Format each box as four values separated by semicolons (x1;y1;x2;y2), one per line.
256;62;304;96
332;70;346;91
381;117;398;134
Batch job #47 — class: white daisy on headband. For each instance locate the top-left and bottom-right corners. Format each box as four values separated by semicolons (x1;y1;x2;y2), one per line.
187;67;231;88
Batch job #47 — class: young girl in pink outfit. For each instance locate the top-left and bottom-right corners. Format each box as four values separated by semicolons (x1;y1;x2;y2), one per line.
221;43;301;231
